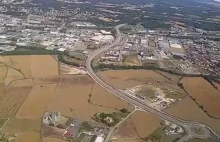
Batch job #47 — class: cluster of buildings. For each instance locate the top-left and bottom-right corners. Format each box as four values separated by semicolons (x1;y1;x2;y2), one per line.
43;112;108;142
0;13;114;54
182;39;220;75
98;24;219;75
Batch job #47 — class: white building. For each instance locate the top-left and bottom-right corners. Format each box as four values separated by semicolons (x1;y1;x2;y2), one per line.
94;135;104;142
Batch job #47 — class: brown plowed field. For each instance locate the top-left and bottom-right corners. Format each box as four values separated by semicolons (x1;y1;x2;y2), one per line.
0;87;32;117
47;82;121;121
181;77;220;119
4;67;24;86
130;111;160;138
113;118;137;139
112;139;142;142
165;96;220;134
16;84;57;118
91;83;133;111
0;55;32;78
8;79;33;87
43;137;67;142
100;70;169;89
2;118;41;133
30;55;58;78
17;132;40;142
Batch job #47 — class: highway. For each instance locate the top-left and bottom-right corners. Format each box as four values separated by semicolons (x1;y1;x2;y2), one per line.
86;24;220;142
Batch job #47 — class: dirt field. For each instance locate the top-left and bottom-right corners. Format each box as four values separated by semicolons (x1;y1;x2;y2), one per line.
0;87;32;117
33;75;93;85
0;63;7;83
43;137;67;142
100;70;169;89
213;82;220;91
0;55;32;78
90;83;133;111
188;138;217;142
130;111;160;138
16;84;57;118
8;79;33;87
30;55;58;78
47;82;122;121
16;132;40;142
113;118;137;139
154;70;181;83
2;118;41;133
111;139;142;142
4;67;24;86
165;96;220;134
60;63;87;75
181;77;220;119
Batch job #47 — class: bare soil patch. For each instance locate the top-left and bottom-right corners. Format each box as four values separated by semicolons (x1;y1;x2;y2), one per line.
165;96;220;134
43;137;67;142
16;132;40;142
113;118;137;139
30;55;58;78
100;70;168;89
60;63;87;75
16;84;57;118
181;77;220;119
0;87;32;117
2;118;41;133
130;111;160;138
90;83;133;111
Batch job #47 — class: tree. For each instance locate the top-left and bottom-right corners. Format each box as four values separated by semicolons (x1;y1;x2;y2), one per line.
120;108;128;113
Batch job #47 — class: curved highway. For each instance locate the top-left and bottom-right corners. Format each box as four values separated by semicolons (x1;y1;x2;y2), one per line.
86;24;220;142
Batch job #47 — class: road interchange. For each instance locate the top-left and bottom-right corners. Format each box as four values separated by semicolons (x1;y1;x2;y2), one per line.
86;24;220;142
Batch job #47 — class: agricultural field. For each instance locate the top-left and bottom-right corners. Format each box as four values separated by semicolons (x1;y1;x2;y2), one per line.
0;87;32;117
16;132;40;142
16;84;57;118
189;138;217;142
4;67;24;86
181;77;220;119
113;111;168;142
2;118;41;133
0;119;7;128
111;139;142;142
90;83;133;111
30;55;59;78
43;137;67;142
165;96;220;135
130;111;160;138
213;82;220;91
100;70;170;89
46;76;133;121
154;70;181;83
113;118;138;139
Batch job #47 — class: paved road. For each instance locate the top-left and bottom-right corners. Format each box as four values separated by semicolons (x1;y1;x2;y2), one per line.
86;24;220;142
